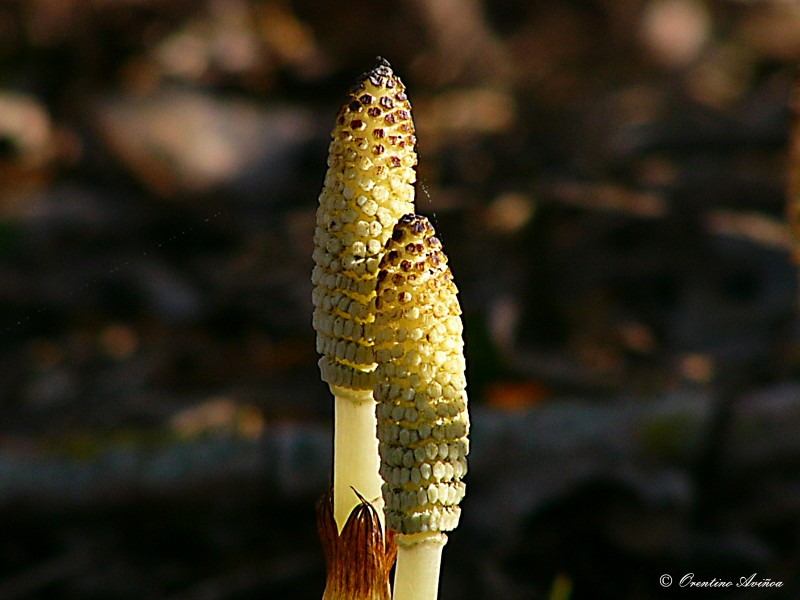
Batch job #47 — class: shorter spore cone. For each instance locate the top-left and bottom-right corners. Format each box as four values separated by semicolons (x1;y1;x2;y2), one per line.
373;214;470;536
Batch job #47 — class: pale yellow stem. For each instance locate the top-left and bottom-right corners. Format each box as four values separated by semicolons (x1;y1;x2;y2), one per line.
332;387;384;532
392;533;447;600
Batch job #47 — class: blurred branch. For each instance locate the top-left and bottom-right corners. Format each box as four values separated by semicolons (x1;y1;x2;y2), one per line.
410;0;513;87
3;389;800;534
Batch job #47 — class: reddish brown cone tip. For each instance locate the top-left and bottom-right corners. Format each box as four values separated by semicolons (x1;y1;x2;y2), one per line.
317;488;397;600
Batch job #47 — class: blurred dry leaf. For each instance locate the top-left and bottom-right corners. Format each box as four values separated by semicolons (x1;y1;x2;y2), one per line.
678;353;715;384
410;0;512;87
706;209;790;251
544;181;668;218
735;3;800;60
685;44;756;108
170;396;264;439
93;88;315;198
640;0;710;68
99;323;139;361
415;88;515;148
0;91;54;187
256;1;327;77
485;193;535;234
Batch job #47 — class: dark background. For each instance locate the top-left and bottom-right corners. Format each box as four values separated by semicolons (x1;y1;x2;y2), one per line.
1;1;799;598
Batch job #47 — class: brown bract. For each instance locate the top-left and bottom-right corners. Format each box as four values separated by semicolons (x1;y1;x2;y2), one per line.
317;488;397;600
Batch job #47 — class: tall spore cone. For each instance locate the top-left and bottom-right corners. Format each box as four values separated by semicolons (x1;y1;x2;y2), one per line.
373;214;469;600
313;58;417;392
312;59;417;597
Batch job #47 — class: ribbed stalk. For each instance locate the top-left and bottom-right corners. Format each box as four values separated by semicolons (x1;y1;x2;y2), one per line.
392;533;447;600
332;388;383;528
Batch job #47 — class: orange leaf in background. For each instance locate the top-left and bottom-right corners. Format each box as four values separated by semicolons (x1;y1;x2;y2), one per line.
486;380;549;411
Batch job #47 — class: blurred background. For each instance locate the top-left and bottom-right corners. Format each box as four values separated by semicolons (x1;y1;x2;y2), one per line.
1;0;799;598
